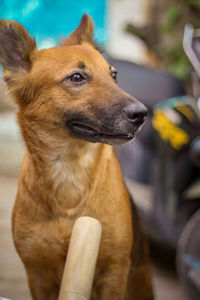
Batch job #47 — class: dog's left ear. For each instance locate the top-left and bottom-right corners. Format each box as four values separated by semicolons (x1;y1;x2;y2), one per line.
60;14;95;47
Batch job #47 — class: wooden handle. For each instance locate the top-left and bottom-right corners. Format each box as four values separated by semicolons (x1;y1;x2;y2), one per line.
58;217;102;300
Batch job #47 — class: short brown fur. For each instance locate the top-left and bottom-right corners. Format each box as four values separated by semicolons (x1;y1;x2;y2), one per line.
0;14;153;300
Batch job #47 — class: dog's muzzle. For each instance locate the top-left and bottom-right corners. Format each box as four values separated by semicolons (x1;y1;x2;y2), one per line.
66;102;148;145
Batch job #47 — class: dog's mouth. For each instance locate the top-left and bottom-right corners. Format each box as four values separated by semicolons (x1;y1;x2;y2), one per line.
68;120;135;145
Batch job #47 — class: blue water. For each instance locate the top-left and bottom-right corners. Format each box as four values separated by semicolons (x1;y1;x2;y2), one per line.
0;0;107;49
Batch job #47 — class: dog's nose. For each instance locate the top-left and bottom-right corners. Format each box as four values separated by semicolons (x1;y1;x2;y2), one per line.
123;104;147;127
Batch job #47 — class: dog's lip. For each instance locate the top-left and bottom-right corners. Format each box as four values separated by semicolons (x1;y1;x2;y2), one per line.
68;120;98;134
68;120;135;140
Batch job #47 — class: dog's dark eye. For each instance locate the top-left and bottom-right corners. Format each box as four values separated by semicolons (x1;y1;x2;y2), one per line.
111;71;118;82
69;73;85;83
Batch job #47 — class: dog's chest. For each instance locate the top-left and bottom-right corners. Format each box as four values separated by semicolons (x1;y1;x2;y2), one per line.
14;217;73;273
16;213;126;269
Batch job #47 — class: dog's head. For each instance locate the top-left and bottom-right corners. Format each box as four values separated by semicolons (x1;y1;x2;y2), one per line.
0;14;147;146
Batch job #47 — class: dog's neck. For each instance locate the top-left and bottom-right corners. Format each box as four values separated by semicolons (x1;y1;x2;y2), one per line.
19;116;112;212
46;139;101;207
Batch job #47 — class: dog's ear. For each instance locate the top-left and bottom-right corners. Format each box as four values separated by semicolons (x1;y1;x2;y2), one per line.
0;19;37;73
0;20;37;106
60;14;95;47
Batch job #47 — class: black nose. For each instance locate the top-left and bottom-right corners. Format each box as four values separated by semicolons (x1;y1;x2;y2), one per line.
123;104;147;127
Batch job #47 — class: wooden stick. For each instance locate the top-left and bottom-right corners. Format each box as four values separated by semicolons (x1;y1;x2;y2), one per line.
58;217;102;300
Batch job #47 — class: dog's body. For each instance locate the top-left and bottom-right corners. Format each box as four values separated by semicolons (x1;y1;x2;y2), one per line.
0;15;153;300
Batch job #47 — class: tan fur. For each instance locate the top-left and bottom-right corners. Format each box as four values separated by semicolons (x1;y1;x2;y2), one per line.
0;14;153;300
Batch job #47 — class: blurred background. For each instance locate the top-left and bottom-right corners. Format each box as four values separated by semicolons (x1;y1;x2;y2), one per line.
0;0;200;299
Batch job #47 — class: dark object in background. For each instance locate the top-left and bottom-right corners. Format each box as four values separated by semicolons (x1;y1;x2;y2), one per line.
108;23;200;300
177;209;200;300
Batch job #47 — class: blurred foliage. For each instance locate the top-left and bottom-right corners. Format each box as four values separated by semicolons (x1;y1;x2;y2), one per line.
125;0;200;82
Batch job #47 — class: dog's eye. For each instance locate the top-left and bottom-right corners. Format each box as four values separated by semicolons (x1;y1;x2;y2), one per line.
69;73;85;83
111;71;118;82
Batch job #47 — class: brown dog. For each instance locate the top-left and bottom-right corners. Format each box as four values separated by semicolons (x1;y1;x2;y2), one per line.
0;14;153;300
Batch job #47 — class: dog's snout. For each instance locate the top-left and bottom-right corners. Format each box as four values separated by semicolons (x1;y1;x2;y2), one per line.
123;104;147;127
